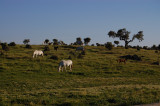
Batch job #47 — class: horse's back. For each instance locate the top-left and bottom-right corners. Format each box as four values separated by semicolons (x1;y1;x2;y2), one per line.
33;50;43;55
60;60;72;66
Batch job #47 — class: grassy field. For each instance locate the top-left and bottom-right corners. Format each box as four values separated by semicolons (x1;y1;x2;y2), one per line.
0;45;160;105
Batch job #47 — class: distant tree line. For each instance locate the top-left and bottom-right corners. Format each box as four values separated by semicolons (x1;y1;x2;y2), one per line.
1;28;160;51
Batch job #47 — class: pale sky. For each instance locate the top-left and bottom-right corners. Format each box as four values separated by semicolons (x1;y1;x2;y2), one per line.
0;0;160;47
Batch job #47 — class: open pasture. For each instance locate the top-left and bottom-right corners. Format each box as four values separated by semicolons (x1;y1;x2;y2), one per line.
0;45;160;105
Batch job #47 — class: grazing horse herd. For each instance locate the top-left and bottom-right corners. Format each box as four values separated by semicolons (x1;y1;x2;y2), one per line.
33;46;126;72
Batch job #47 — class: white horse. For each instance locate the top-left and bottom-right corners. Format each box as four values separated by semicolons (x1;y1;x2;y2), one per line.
58;60;73;72
33;50;44;58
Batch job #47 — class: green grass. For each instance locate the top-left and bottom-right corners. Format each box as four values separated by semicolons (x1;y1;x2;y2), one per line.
0;45;160;105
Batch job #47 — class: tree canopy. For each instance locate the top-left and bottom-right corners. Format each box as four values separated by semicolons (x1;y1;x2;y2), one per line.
23;39;30;45
84;37;91;45
108;28;144;49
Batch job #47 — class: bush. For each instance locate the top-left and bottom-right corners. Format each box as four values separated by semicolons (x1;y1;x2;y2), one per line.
81;51;86;55
8;42;16;46
69;51;76;56
44;46;50;51
0;51;4;55
50;55;58;60
105;42;113;50
120;54;142;61
96;43;100;46
25;44;32;49
143;46;148;50
1;43;9;51
77;53;83;59
152;61;160;65
155;51;159;53
137;46;141;51
68;56;72;59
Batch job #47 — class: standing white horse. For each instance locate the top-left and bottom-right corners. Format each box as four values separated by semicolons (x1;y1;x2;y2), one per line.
58;60;73;72
33;50;44;58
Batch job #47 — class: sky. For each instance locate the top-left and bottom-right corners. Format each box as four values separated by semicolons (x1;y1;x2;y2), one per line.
0;0;160;47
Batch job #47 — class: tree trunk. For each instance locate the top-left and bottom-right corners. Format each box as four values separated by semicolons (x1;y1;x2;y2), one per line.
125;41;129;49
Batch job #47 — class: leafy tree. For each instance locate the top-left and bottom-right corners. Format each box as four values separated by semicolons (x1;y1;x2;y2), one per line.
151;44;157;50
114;41;119;46
76;37;83;45
96;43;100;46
91;44;95;46
108;28;144;49
105;42;113;50
23;39;30;45
44;39;50;45
8;42;16;46
44;46;50;51
25;44;32;49
137;45;141;51
1;43;9;51
53;39;58;45
158;44;160;50
84;37;91;45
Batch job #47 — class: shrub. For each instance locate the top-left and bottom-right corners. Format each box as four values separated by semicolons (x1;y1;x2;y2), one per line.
96;43;100;46
50;55;58;60
120;54;142;61
155;50;159;53
143;46;148;50
152;61;160;65
44;46;50;51
105;42;113;50
1;43;9;51
25;44;32;49
8;42;16;46
0;51;4;55
81;51;86;55
77;53;83;59
151;45;157;50
69;51;76;56
68;56;72;59
137;46;141;51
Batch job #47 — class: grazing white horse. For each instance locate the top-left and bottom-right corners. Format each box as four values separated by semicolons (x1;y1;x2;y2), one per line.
76;47;85;52
58;60;73;72
33;50;44;58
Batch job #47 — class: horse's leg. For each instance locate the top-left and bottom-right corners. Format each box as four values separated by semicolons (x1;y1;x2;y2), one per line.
58;66;61;72
70;65;72;71
62;67;63;72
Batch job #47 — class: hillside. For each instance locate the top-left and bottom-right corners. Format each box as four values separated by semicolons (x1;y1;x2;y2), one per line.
0;45;160;105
